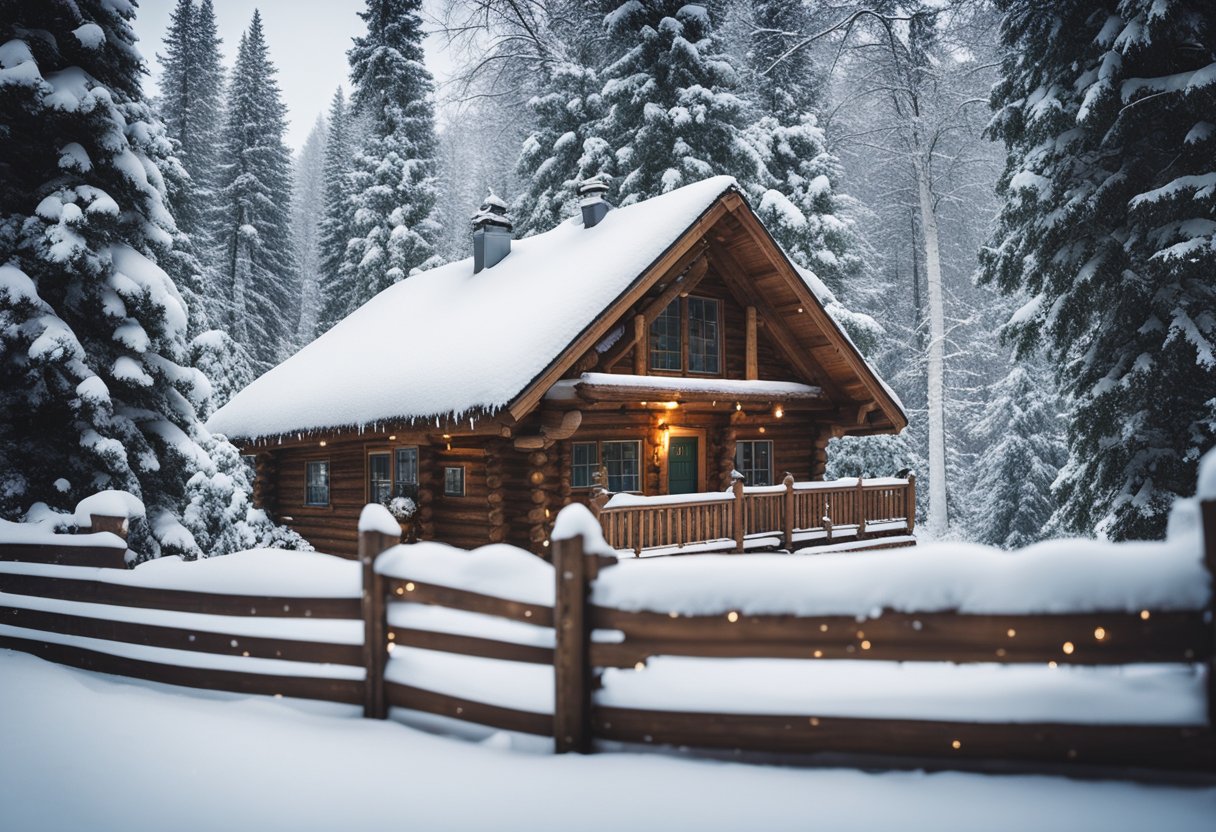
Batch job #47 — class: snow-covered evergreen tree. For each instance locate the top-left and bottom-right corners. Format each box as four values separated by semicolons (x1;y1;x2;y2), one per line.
156;0;224;243
967;362;1066;549
982;0;1216;539
332;0;442;321
315;87;355;335
212;11;294;372
0;0;304;557
291;116;327;346
596;1;760;204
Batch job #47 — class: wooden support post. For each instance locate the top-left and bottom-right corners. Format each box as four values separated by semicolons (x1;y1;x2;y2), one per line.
1201;499;1216;732
359;525;397;720
906;474;917;534
633;314;647;376
554;533;592;753
745;306;758;381
782;474;795;551
856;478;867;539
732;476;745;553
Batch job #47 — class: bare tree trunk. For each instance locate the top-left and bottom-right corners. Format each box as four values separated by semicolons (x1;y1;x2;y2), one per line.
916;159;948;536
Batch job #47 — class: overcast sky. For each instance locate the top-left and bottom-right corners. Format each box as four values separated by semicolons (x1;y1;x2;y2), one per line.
131;0;456;151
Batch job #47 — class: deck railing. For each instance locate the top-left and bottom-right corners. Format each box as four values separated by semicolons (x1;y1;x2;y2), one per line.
591;474;916;556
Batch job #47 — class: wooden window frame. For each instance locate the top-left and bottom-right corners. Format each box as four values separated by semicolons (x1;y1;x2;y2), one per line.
571;441;599;490
443;465;466;497
646;295;724;378
304;458;330;507
735;439;774;487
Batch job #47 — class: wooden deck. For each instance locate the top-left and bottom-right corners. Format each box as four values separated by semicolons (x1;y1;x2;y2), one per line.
591;475;916;557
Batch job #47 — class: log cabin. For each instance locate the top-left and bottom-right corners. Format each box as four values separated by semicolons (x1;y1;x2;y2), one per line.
207;176;908;558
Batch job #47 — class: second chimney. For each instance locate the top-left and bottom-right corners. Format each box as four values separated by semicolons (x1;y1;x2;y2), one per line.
472;192;512;273
578;175;612;229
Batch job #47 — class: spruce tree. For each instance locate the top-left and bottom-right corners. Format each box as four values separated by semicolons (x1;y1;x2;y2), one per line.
0;0;304;557
982;0;1216;539
334;0;442;320
213;11;295;371
596;1;760;205
156;0;224;244
967;364;1066;548
316;87;355;333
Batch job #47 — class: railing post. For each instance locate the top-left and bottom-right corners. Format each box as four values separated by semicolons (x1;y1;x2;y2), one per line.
782;473;795;552
906;474;917;534
1201;498;1216;734
554;533;591;753
856;477;867;540
359;508;400;720
732;475;745;553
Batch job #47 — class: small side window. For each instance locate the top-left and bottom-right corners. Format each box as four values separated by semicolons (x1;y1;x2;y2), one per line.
443;466;465;497
305;460;330;506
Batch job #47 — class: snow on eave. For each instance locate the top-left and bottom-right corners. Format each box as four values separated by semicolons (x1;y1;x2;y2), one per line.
207;177;742;441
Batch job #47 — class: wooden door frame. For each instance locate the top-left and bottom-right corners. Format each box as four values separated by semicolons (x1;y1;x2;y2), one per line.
659;426;708;495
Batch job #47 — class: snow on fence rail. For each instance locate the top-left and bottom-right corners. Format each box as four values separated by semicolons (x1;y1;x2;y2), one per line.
591;475;915;556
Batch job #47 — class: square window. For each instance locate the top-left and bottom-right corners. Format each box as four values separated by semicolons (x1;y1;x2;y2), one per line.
736;440;772;486
602;440;641;492
688;296;720;374
572;441;598;489
444;466;465;497
305;460;329;506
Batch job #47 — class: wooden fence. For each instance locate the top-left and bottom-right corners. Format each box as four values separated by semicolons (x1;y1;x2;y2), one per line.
591;475;915;556
0;513;365;704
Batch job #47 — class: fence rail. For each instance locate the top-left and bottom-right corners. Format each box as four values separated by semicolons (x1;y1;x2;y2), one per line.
591;475;916;556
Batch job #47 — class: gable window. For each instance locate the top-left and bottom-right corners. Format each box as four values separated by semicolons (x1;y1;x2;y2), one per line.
395;447;419;498
305;460;330;506
736;440;772;487
687;297;720;373
602;440;641;493
368;452;392;504
571;441;599;489
648;296;721;374
444;466;466;497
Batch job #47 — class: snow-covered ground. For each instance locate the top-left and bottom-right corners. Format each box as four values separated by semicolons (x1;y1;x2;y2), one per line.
2;650;1213;832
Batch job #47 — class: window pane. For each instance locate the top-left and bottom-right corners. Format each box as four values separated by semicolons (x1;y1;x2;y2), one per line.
603;441;640;492
649;300;682;371
444;466;465;496
306;460;329;506
395;447;418;496
736;440;772;486
571;441;598;489
369;453;391;504
688;297;720;374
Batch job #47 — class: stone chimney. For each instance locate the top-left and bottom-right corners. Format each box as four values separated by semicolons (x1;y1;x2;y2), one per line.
577;175;612;229
472;191;512;273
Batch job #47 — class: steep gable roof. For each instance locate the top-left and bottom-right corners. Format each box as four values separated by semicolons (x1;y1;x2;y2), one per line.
208;176;905;441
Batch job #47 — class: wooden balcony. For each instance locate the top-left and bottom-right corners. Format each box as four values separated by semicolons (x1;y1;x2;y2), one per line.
591;475;916;557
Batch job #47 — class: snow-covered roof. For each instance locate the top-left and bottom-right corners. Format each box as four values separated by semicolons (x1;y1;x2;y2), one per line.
209;176;741;439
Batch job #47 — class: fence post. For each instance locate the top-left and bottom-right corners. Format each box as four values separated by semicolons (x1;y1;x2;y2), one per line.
856;477;867;540
554;532;591;753
359;517;399;720
782;473;795;551
906;474;917;534
732;475;745;553
1201;499;1216;733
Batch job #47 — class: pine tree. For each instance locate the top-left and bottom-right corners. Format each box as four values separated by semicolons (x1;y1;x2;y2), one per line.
967;363;1066;549
156;0;224;244
982;0;1216;539
316;88;355;333
0;0;304;557
333;0;442;321
596;1;761;205
213;11;295;371
291;116;328;346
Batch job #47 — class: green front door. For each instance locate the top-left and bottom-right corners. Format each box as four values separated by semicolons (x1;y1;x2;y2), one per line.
668;436;698;494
